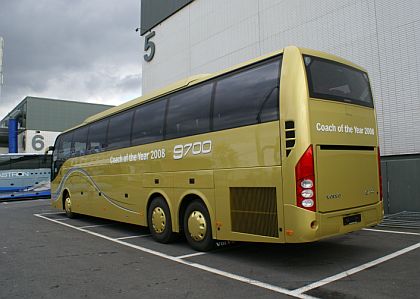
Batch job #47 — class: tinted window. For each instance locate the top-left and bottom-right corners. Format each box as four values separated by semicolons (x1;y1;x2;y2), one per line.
0;156;10;170
304;55;373;108
213;57;281;131
132;99;167;146
72;126;89;156
107;110;134;150
53;135;61;161
10;155;40;170
57;132;73;160
39;155;52;169
166;83;212;139
87;119;109;153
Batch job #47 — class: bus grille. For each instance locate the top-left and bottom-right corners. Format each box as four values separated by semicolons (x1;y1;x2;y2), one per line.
230;187;279;237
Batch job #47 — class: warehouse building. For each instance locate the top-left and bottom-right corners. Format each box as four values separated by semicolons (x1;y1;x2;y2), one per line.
139;0;420;213
0;96;113;154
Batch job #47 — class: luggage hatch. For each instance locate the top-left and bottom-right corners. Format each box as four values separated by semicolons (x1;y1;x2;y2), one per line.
316;145;379;213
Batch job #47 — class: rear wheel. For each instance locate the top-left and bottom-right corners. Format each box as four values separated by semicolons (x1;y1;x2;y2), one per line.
147;196;176;243
64;195;75;218
183;201;214;251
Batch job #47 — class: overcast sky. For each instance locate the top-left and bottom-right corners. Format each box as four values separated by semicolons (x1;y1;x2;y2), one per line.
0;0;142;119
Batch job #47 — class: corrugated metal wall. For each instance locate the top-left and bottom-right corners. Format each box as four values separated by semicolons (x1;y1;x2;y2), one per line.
141;0;420;157
26;97;113;131
382;156;420;214
141;0;420;213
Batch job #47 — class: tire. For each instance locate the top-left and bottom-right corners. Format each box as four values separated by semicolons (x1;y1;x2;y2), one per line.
183;201;214;251
64;195;76;219
147;196;176;243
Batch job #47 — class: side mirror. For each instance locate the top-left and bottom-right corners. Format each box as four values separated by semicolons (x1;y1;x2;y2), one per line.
44;146;54;154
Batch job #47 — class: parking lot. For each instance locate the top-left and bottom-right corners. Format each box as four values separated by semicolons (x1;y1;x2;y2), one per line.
1;199;419;299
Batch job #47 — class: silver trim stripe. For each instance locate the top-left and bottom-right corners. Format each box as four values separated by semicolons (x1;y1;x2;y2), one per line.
52;167;139;214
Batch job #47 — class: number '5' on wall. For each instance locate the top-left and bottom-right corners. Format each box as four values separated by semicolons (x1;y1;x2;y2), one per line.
144;31;156;62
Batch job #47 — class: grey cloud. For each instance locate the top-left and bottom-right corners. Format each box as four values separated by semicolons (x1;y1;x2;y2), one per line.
0;0;142;118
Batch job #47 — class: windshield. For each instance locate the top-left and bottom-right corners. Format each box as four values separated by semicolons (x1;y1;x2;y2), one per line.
304;55;373;108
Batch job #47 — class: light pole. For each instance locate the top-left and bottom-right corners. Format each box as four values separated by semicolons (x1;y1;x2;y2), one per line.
0;37;4;100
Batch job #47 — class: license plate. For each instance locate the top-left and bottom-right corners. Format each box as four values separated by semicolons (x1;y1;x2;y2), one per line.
343;214;361;225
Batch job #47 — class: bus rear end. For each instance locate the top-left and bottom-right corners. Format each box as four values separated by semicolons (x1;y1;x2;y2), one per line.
282;47;383;242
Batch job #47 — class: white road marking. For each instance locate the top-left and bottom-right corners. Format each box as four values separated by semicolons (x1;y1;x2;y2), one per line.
290;242;420;296
116;234;151;240
363;228;420;236
34;213;317;299
79;224;115;229
37;212;65;215
176;252;207;259
37;212;420;298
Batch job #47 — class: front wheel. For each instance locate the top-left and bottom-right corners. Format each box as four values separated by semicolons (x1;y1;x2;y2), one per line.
183;201;214;251
147;196;176;243
64;195;76;218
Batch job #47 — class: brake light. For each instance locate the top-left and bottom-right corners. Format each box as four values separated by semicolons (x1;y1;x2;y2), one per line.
378;147;383;201
295;145;316;212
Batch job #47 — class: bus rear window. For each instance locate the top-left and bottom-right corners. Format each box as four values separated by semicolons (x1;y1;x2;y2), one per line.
304;55;373;108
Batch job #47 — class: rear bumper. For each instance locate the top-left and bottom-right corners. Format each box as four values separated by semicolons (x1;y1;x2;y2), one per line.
284;201;384;243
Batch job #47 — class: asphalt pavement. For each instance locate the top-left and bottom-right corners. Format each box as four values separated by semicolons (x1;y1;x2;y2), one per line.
1;199;419;299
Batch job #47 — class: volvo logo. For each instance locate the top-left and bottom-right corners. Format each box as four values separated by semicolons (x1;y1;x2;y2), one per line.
326;193;341;200
364;189;376;196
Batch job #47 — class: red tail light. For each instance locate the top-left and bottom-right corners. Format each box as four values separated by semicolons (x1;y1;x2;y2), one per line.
378;147;383;201
295;145;316;212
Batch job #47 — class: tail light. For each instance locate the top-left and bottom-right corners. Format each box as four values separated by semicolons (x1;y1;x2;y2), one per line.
295;145;316;212
378;147;383;201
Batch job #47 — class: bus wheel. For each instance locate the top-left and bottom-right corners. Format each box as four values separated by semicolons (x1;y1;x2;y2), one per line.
64;196;75;218
183;201;214;251
147;197;176;243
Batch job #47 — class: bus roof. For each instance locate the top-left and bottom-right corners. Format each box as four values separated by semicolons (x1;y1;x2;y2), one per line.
69;45;367;132
79;47;286;129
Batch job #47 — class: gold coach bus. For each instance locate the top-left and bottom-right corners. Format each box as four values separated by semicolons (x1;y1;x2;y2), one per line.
50;46;383;251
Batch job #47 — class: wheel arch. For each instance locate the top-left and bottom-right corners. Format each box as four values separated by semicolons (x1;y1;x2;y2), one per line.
62;189;70;210
178;191;213;233
146;190;172;224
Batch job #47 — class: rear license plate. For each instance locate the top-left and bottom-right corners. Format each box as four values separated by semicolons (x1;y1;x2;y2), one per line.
343;214;361;225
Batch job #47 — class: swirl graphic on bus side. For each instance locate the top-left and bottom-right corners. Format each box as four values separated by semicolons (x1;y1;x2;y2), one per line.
52;167;139;214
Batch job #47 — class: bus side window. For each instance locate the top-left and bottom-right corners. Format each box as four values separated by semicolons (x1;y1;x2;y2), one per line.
213;57;281;131
0;156;11;171
87;119;109;153
132;98;167;146
72;126;89;157
107;110;134;150
165;83;212;140
57;132;73;161
10;155;40;170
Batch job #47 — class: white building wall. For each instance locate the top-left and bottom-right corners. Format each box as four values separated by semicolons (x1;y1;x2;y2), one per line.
20;130;60;154
141;0;420;156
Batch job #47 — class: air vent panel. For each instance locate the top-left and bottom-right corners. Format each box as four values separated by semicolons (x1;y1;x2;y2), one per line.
230;187;279;237
285;120;296;156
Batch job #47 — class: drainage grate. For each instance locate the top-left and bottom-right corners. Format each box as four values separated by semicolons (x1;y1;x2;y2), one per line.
377;211;420;229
